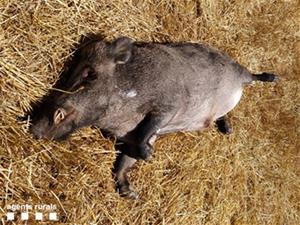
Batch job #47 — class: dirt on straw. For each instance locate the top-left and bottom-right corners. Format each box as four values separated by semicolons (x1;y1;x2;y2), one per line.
0;0;299;224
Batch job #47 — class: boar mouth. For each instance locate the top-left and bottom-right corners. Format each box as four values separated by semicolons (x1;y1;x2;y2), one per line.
51;122;77;141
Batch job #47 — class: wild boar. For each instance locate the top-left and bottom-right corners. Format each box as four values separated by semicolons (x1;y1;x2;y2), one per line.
30;36;278;199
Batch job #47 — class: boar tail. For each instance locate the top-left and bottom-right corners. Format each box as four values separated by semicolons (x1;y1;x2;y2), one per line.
252;73;279;82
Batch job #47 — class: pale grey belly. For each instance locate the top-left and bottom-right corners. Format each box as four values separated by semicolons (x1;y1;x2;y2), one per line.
158;87;243;134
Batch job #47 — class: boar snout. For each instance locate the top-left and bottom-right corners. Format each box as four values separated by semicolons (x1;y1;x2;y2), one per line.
30;106;78;141
30;117;50;139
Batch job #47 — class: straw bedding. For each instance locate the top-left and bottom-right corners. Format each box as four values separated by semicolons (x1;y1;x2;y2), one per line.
0;0;299;224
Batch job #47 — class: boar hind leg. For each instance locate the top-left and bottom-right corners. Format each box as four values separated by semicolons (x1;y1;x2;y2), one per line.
121;112;164;161
113;152;138;199
216;115;232;135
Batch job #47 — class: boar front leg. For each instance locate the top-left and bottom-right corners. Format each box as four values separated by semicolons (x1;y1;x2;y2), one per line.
120;112;165;161
112;152;138;199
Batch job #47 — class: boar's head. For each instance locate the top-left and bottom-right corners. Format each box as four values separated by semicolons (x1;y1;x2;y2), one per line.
30;37;134;140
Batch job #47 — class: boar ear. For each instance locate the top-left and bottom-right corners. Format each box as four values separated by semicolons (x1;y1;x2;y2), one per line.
109;37;134;64
53;108;66;125
82;66;97;80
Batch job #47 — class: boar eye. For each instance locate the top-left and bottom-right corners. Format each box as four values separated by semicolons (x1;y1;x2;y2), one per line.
53;108;66;125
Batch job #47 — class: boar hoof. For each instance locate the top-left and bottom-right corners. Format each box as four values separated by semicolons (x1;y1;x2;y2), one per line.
137;144;153;161
218;124;232;135
118;185;139;199
216;117;232;135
